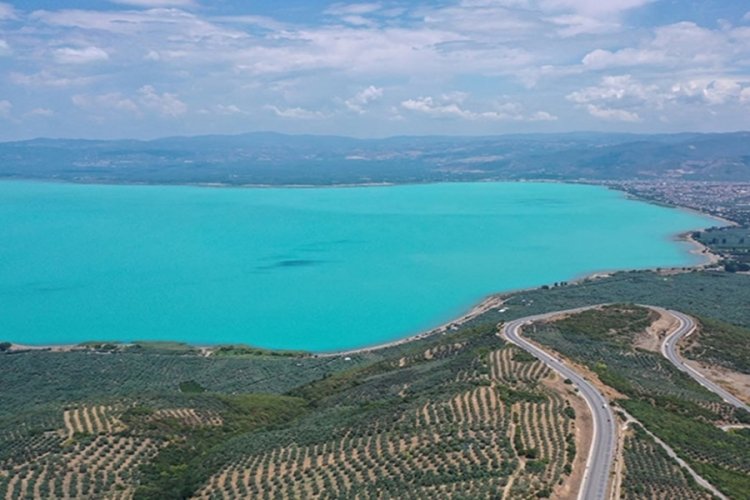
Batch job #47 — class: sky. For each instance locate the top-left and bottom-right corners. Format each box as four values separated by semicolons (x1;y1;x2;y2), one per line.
0;0;749;140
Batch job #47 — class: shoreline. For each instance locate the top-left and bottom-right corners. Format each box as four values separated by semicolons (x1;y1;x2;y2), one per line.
3;182;732;357
6;241;723;357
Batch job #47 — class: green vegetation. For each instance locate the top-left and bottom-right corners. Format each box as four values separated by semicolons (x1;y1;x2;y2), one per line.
620;401;750;499
621;425;712;499
135;394;307;499
0;349;384;422
212;345;307;358
0;322;581;499
0;342;10;352
3;269;750;498
478;270;750;329
528;304;750;499
684;317;750;374
696;226;750;271
128;341;199;354
178;380;206;394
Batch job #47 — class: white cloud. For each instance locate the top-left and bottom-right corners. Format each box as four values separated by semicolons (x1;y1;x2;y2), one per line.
10;71;95;87
581;22;746;70
567;75;657;120
0;100;12;118
54;46;110;64
31;8;248;44
26;108;55;117
568;74;750;122
0;2;16;21
0;39;9;55
585;104;640;122
744;11;750;22
539;0;653;36
2;0;748;135
401;94;557;121
210;104;246;115
265;105;326;119
582;47;665;68
546;14;617;37
529;111;558;121
109;0;198;7
72;92;139;113
541;0;652;17
138;85;187;117
671;78;749;105
345;86;383;113
567;75;660;105
73;86;188;118
325;3;381;16
325;3;382;26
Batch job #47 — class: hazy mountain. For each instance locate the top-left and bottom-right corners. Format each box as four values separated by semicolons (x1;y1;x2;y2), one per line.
1;131;748;185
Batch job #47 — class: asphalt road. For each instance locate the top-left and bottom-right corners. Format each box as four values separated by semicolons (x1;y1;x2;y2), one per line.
501;307;617;500
661;309;750;413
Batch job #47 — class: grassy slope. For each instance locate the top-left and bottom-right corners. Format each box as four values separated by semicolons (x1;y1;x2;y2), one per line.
528;304;750;499
2;270;750;497
684;317;750;374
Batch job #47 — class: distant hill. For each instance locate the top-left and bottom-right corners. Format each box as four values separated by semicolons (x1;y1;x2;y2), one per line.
1;131;749;185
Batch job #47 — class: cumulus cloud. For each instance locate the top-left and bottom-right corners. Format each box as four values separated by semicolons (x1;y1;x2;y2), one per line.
541;0;653;17
568;74;750;122
109;0;198;7
671;79;750;106
2;0;749;135
54;46;110;64
26;108;55;117
265;105;327;119
585;104;640;122
567;75;660;105
582;47;664;68
325;2;382;26
345;86;383;113
540;0;653;36
401;94;557;121
325;3;381;16
72;92;139;113
212;104;245;115
72;86;188;118
10;71;95;87
581;22;747;70
567;75;657;121
138;85;187;117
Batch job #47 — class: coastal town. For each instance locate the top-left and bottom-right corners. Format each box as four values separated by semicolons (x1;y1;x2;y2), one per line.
602;180;750;227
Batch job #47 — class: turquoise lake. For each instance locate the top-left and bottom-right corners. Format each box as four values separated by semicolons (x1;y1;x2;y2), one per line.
0;181;716;351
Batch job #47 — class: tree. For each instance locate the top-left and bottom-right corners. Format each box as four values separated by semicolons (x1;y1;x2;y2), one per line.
0;342;11;352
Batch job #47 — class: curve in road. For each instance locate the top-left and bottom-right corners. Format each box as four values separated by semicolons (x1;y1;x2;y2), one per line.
661;309;750;413
501;307;617;500
501;304;749;500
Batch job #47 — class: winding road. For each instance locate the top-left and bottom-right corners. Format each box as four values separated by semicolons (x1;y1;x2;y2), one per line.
501;307;617;500
661;308;750;412
502;305;748;500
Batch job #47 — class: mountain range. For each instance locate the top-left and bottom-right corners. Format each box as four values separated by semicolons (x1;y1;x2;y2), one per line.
1;131;749;185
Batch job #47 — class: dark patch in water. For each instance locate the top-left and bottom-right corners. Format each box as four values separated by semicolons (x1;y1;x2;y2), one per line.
257;259;324;271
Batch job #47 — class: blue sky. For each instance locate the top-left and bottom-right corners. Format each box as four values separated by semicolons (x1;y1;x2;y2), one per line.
0;0;749;140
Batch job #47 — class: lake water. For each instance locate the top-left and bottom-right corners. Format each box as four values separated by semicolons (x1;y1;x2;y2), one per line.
0;181;716;351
